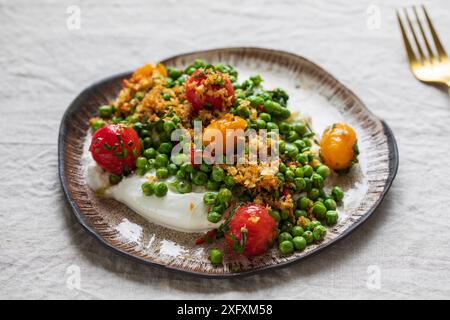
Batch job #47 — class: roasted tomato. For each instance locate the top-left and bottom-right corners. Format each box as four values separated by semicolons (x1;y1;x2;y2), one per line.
89;124;141;175
203;113;247;153
320;123;358;171
131;63;167;82
185;68;235;111
225;204;276;257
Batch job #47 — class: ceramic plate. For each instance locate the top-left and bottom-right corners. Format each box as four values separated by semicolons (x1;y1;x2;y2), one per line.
59;47;398;278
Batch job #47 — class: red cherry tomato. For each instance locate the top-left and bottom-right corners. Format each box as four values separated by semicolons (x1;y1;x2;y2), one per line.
225;204;276;257
185;69;235;111
89;124;141;175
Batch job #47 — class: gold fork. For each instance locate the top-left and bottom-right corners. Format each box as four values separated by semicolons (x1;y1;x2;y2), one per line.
396;5;450;87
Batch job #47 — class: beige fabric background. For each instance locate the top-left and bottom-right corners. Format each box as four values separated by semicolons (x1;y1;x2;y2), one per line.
1;0;449;299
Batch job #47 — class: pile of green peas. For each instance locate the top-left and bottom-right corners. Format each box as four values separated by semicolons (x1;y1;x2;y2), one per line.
203;187;233;223
93;59;351;263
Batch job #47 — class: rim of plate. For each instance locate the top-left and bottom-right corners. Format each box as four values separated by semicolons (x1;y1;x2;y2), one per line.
58;47;399;278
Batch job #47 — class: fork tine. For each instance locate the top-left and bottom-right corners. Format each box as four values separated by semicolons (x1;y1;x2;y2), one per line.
396;10;418;64
422;5;448;59
404;8;426;62
413;6;436;62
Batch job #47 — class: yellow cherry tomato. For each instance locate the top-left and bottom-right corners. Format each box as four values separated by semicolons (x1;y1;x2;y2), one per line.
204;114;247;152
320;123;358;171
131;63;167;82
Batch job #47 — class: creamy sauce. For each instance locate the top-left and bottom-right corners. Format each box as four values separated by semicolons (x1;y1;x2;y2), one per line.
82;138;221;233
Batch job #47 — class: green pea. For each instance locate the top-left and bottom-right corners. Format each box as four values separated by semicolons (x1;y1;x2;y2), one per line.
324;198;337;211
154;182;168;197
291;226;304;237
141;182;155;196
316;165;331;178
302;230;314;244
326;210;339;225
91;119;105;131
303;138;312;147
311;173;324;188
167;163;178;176
209;248;223;265
143;148;157;159
308;220;321;231
331;186;345;201
192;171;208;186
263;101;276;113
207;211;222;223
279;162;287;174
285;144;299;158
293;139;306;150
294;167;304;178
206;180;221;191
279;122;291;134
308;188;320;200
278;140;286;154
313;225;327;241
295;153;308;164
248;95;264;106
294;177;306;191
256;119;267;129
99;105;112;118
217;188;232;203
185;66;197;75
167;67;182;80
297;196;310;210
212;202;226;214
269;209;281;222
109;174;122;185
181;162;194;173
176;180;192;194
285;169;295;181
145;156;155;167
224;175;235;188
303;177;312;192
286;131;299;142
203;192;217;205
266;122;279;131
292;236;307;251
280;209;289;220
156;168;169;179
155;154;169;168
292;122;307;135
143;137;152;149
280;108;291;119
158;142;172;155
237;105;251;118
259;112;271;122
303;165;313;177
294;209;307;219
211;167;225;182
200;163;212;173
279;240;294;255
278;232;293;243
163;120;176;133
175;170;185;180
136;156;148;169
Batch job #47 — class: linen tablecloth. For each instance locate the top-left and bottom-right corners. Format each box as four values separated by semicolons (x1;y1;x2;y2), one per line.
1;0;449;299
